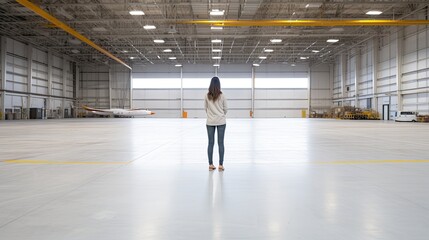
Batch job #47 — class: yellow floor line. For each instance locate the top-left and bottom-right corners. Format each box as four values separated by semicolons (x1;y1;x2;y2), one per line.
3;160;131;165
318;160;429;165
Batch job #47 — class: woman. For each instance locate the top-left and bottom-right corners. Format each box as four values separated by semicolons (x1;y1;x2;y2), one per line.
204;77;228;171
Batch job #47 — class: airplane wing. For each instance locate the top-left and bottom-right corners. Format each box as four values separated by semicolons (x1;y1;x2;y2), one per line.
82;105;113;114
83;106;155;116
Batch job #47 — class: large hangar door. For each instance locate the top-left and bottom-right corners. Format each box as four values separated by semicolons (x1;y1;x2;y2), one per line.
254;65;309;118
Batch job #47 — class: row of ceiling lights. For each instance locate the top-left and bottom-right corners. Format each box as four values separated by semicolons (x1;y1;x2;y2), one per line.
123;7;350;65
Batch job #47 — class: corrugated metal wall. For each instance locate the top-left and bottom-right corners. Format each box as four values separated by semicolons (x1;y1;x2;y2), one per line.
0;36;75;119
332;23;429;117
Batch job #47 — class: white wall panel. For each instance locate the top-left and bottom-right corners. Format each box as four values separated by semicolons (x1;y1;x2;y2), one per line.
133;89;181;99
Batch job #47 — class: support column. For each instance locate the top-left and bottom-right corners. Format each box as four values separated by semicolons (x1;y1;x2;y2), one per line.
47;50;52;119
26;44;33;119
372;38;379;111
330;64;334;106
308;66;312;116
354;48;360;107
108;66;112;109
396;28;404;111
251;66;255;118
62;57;67;118
73;63;79;118
180;66;183;117
340;54;347;106
129;68;132;109
0;37;6;120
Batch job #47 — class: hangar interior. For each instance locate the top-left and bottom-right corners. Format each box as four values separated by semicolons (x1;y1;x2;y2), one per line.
0;1;428;119
1;1;429;240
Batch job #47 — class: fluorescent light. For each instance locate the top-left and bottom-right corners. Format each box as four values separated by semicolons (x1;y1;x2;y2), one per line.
213;64;220;67
210;9;224;16
122;50;128;53
143;25;156;30
129;10;144;16
253;63;260;67
129;57;136;59
366;10;382;15
157;55;161;59
270;39;282;43
163;49;172;52
259;56;267;59
312;50;320;53
211;26;223;30
264;49;274;53
168;57;176;60
305;4;310;8
212;56;221;59
92;27;107;32
327;39;339;43
329;27;344;32
291;63;296;66
68;38;81;45
212;49;222;52
154;39;165;43
211;39;222;43
175;64;182;67
300;56;308;60
71;49;80;54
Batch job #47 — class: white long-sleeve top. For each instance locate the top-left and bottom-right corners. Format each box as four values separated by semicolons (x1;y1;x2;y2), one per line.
204;93;228;126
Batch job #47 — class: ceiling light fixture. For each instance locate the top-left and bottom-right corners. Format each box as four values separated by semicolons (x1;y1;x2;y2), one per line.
122;50;128;53
291;63;296;66
168;57;176;60
213;64;220;67
264;49;274;53
300;57;309;60
129;57;136;59
154;39;165;43
211;39;222;43
211;26;223;30
270;39;282;43
253;63;260;67
305;4;310;8
175;64;182;67
157;55;161;59
71;49;80;54
329;27;344;32
92;27;107;32
212;49;222;52
68;38;81;45
210;9;225;16
312;50;320;53
212;56;221;59
129;10;145;16
163;49;172;52
366;10;382;15
259;56;267;59
143;25;156;30
327;39;339;43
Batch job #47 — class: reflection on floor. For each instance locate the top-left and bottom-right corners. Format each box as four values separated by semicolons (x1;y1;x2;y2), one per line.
0;118;428;240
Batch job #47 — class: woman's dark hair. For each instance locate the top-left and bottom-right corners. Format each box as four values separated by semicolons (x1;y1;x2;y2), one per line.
207;77;222;101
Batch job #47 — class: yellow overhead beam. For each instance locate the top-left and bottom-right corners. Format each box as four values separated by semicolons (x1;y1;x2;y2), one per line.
179;19;429;27
16;0;131;70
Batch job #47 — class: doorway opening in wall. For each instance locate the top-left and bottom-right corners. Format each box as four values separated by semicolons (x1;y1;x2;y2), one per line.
382;104;390;120
132;76;309;118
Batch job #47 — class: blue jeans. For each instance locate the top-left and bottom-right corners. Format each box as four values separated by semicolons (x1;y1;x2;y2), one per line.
206;124;226;165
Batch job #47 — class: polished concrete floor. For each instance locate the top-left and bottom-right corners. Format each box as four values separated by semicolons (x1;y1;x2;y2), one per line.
0;118;429;240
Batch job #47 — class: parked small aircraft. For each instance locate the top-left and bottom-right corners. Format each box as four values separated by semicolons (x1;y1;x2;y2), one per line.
83;105;155;117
